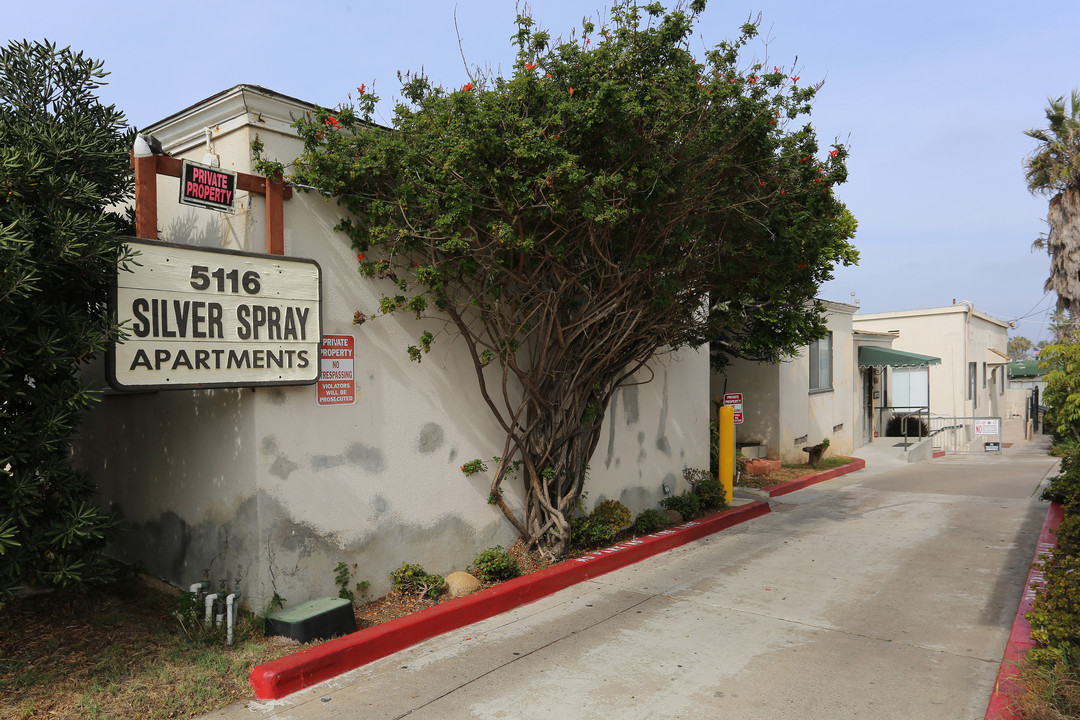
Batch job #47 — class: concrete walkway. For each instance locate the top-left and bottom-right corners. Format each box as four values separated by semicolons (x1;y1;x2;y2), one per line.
208;430;1057;720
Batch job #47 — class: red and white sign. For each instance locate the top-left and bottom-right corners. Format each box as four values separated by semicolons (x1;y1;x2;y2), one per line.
318;335;355;405
722;393;744;425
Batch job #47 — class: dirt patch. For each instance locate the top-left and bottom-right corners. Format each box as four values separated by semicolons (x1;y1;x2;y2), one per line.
736;458;855;490
353;540;556;628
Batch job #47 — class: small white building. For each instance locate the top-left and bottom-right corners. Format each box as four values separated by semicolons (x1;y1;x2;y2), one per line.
74;85;710;607
852;303;1010;421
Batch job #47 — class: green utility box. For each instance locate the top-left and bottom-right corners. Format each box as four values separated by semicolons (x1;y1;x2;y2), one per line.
264;596;356;643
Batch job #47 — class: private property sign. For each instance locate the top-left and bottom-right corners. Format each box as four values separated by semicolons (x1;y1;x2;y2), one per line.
317;335;356;405
179;159;237;213
723;393;744;425
108;238;321;390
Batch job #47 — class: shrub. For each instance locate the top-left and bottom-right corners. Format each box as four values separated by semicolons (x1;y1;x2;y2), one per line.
632;508;666;535
1026;552;1080;668
390;562;444;599
885;415;929;437
683;468;726;512
660;491;700;519
1055;513;1080;558
1043;451;1080;510
571;499;632;549
469;546;521;583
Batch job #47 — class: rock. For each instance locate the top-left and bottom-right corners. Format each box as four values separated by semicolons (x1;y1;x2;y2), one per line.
662;509;683;525
445;571;481;598
746;458;781;475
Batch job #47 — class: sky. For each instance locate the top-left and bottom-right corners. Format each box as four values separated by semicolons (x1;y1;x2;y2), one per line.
6;0;1077;344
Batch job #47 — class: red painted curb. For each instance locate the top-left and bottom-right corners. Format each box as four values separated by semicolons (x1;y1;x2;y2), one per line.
984;502;1064;720
250;500;772;700
766;457;866;497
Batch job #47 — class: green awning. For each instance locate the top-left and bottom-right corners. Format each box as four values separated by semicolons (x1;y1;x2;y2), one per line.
858;346;941;369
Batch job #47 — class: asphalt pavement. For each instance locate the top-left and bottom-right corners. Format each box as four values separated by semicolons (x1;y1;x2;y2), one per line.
206;426;1057;720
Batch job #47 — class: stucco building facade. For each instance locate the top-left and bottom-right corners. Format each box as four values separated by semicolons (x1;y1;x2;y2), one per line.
74;85;710;607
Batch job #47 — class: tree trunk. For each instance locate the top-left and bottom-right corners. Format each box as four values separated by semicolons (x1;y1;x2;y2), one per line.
1046;186;1080;317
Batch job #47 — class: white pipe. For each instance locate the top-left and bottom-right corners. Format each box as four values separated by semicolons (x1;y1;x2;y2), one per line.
226;593;236;645
188;583;202;602
203;593;218;628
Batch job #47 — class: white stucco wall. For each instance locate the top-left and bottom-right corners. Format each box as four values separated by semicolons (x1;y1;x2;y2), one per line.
712;301;857;464
74;86;709;607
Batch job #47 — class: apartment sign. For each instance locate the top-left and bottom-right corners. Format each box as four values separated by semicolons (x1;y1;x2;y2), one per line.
179;159;237;213
108;238;321;390
318;335;356;405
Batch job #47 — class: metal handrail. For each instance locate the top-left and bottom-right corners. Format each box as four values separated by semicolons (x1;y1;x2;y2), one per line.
879;405;930;451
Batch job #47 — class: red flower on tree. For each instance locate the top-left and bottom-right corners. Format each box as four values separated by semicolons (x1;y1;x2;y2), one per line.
829;149;839;158
462;82;474;92
358;83;366;95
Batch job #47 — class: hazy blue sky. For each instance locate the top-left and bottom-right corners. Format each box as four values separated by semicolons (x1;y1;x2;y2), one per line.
6;1;1076;343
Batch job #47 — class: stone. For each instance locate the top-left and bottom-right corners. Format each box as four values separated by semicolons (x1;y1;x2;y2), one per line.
662;509;683;525
746;458;781;475
445;571;481;598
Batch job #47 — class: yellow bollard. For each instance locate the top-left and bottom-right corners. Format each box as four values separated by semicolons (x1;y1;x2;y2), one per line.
718;404;735;504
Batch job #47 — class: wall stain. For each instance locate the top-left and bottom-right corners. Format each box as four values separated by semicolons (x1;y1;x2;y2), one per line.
310;443;385;473
345;442;384;472
269;455;298;480
110;490;515;604
605;393;619;469
656;370;671;456
416;423;444;454
623;385;640;425
312;454;345;470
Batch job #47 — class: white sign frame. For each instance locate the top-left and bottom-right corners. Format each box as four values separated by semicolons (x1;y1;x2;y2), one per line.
108;238;322;390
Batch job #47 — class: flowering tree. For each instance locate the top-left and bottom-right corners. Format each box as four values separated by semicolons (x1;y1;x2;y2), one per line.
258;1;857;555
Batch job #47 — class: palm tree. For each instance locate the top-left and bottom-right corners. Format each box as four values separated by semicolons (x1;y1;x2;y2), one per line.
1025;90;1080;319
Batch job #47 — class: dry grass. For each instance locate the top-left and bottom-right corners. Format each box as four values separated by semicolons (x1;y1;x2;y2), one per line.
1012;660;1080;719
0;579;295;720
736;456;855;489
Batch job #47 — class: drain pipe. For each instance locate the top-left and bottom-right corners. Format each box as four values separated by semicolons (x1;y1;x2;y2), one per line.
226;593;237;645
188;583;202;605
203;593;219;628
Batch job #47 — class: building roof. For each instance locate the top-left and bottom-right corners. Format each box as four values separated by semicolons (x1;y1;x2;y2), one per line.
1007;359;1045;379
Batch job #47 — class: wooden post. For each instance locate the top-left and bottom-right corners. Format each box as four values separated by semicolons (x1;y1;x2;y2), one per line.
133;154;158;240
718;405;735;504
266;178;285;256
131;151;290;253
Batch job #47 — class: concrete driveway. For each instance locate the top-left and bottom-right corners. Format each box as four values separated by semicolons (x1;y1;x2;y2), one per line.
209;436;1057;720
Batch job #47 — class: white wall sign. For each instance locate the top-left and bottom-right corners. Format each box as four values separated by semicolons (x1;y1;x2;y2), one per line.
108;238;321;390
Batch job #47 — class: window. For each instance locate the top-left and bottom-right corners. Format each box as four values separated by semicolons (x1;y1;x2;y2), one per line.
809;333;833;392
968;362;977;409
